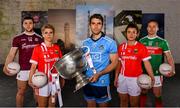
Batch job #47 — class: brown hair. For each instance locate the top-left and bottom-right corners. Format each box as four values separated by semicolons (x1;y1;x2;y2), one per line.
125;23;139;34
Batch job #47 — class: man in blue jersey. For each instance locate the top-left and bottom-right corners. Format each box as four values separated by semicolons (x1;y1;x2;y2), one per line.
82;14;118;107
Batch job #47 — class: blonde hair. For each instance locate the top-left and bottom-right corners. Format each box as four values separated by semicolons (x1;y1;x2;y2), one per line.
41;24;55;34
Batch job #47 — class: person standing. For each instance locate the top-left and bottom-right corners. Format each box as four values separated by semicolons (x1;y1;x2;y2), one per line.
139;20;175;107
114;23;154;107
3;16;43;107
82;13;118;107
29;24;65;107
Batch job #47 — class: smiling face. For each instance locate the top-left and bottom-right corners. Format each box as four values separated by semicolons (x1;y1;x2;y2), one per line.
126;27;138;41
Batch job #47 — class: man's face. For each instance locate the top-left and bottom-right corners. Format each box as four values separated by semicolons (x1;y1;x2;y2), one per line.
126;27;138;41
147;21;159;36
90;18;103;35
23;19;34;32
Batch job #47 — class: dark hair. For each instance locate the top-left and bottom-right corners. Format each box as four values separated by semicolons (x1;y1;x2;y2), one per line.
125;23;139;33
89;14;103;25
147;19;159;26
22;16;34;23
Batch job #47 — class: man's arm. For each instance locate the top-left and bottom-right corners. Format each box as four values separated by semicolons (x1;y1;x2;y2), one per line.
164;51;175;76
3;47;18;76
89;53;118;82
114;60;121;87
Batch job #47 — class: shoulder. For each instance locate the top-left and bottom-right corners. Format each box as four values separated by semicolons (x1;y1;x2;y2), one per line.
13;33;25;40
156;36;168;43
83;38;91;44
137;42;146;48
139;36;147;42
54;44;60;49
103;36;115;43
34;33;42;39
118;42;126;49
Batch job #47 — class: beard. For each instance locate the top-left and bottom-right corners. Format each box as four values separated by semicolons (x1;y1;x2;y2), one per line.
25;28;33;32
91;30;101;36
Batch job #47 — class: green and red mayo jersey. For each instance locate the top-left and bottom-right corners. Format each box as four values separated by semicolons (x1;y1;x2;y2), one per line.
139;36;170;76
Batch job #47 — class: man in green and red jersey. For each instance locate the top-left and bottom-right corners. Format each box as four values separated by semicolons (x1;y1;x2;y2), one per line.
139;20;175;107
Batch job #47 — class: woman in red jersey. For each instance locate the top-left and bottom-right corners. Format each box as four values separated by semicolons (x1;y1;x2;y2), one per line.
114;23;155;107
29;24;65;107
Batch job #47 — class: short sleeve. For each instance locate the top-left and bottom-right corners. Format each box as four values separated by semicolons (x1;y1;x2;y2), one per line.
109;40;117;54
117;44;122;61
140;45;151;61
162;40;170;53
12;37;19;47
29;46;40;64
58;46;63;58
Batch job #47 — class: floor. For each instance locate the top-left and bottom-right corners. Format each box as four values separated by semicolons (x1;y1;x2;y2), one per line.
0;64;180;107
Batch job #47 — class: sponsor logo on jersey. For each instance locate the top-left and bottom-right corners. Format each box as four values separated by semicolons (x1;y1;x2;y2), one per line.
148;41;153;46
155;42;159;46
143;42;147;45
146;46;162;55
22;43;37;49
91;52;101;62
134;49;138;54
122;55;137;60
99;45;104;51
28;37;32;41
21;39;26;41
127;49;131;53
55;50;59;54
35;38;39;42
45;57;59;62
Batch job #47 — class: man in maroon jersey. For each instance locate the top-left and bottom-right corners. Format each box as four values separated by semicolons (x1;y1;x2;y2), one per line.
3;16;43;107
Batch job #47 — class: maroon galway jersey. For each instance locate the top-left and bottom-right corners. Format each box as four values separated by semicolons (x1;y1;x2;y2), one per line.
12;32;43;70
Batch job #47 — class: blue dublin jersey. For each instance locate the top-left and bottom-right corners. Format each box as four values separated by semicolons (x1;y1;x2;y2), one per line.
83;35;117;86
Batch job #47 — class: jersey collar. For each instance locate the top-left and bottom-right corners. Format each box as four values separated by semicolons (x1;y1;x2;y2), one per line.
147;35;158;40
23;31;35;36
90;32;105;42
126;41;137;46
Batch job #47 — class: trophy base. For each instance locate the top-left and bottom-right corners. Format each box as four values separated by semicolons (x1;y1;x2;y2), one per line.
73;72;89;92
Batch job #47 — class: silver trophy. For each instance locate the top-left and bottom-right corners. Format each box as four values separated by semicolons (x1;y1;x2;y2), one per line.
54;46;90;92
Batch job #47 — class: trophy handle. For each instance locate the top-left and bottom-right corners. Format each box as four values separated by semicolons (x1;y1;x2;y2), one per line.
81;46;97;74
81;46;90;55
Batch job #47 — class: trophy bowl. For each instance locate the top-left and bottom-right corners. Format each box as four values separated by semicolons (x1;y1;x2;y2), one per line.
54;48;89;92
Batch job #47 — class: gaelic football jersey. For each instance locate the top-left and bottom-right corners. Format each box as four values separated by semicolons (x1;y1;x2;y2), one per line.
139;36;170;76
12;32;43;70
30;43;62;79
83;35;117;86
118;41;151;77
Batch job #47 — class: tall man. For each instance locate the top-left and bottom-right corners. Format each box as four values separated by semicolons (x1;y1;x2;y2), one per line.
139;20;175;107
82;14;118;107
3;16;43;107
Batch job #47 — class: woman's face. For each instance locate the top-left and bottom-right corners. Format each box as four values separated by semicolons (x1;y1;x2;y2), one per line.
42;28;54;42
126;27;138;41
